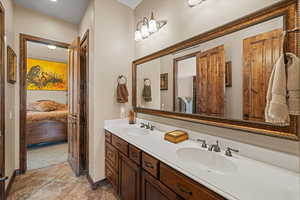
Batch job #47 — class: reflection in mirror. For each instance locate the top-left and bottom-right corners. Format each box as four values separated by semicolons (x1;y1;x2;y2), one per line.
137;16;284;124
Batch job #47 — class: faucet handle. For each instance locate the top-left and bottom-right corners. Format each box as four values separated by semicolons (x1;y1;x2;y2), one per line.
225;147;239;157
150;125;155;131
140;122;146;128
196;139;207;148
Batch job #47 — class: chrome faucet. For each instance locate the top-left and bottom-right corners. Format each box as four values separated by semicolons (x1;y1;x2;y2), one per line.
208;141;221;152
196;139;207;148
225;147;239;157
140;122;155;131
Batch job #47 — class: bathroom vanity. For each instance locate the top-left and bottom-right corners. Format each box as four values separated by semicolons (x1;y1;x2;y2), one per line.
105;129;225;200
104;119;299;200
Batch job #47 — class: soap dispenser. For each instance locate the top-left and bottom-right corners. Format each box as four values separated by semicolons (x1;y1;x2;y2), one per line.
128;110;136;124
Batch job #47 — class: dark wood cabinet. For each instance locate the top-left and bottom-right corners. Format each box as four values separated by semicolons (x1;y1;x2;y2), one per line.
104;130;227;200
119;153;141;200
142;171;181;200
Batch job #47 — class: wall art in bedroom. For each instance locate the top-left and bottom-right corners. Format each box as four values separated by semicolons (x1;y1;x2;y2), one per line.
27;58;67;91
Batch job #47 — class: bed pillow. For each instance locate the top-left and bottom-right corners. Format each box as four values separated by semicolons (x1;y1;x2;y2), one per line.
27;100;65;112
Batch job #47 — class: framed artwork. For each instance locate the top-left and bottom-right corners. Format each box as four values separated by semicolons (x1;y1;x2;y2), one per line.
27;58;67;91
7;46;17;84
225;61;232;87
160;73;168;90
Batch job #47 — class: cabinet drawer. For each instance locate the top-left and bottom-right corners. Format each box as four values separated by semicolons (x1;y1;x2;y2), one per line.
160;163;225;200
142;153;159;178
129;145;141;165
105;142;118;172
105;130;112;143
112;135;129;156
105;164;118;193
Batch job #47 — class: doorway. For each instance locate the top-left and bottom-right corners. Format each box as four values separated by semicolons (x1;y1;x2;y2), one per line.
19;34;89;176
0;2;5;199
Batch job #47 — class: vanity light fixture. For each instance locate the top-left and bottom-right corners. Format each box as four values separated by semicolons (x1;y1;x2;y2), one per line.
135;12;167;41
188;0;206;7
50;0;57;2
47;45;57;50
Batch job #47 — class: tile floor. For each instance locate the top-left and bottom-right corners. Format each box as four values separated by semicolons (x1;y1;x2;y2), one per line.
8;162;118;200
27;143;68;170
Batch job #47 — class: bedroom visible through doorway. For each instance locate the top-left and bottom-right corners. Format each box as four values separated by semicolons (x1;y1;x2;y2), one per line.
19;34;89;176
26;41;69;170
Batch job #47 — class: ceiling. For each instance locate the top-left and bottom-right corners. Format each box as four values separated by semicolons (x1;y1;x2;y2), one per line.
27;42;68;63
13;0;89;24
118;0;143;9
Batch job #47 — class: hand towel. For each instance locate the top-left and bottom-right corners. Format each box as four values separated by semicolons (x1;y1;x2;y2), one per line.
265;53;300;126
117;83;129;103
142;85;152;102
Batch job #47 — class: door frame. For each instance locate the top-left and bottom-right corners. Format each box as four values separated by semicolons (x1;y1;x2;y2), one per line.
80;30;89;174
19;34;70;173
0;1;5;199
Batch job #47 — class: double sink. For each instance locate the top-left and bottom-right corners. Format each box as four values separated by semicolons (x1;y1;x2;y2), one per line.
122;124;238;175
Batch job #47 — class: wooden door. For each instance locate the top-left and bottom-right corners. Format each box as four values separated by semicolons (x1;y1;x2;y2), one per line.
196;45;225;116
119;154;141;200
79;35;89;174
141;171;180;200
0;3;6;199
68;37;81;176
243;29;282;121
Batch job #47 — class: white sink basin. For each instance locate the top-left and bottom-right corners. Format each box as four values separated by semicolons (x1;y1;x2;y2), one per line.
124;127;150;137
176;147;237;174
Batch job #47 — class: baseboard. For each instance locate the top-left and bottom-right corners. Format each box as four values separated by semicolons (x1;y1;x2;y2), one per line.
86;174;108;190
5;169;20;198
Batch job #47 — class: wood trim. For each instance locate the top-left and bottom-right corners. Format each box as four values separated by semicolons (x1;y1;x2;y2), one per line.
19;34;70;174
86;174;108;190
173;50;201;112
5;169;20;198
132;0;299;141
0;2;5;199
80;30;90;175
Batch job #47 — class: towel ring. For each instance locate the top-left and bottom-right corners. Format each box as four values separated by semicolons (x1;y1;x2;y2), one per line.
117;75;127;84
144;78;151;86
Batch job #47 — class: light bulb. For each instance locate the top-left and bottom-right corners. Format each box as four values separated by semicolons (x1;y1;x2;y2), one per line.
141;24;149;38
149;12;158;33
149;19;158;33
135;30;142;41
188;0;204;7
47;45;57;50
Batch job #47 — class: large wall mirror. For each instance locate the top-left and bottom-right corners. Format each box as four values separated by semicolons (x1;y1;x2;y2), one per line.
133;0;299;140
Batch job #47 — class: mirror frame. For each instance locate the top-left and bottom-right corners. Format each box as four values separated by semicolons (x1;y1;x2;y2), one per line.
132;0;299;140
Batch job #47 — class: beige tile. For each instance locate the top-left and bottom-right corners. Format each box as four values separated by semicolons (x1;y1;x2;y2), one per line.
8;162;118;200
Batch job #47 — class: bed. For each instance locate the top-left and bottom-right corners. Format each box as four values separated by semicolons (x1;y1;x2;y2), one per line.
26;100;68;146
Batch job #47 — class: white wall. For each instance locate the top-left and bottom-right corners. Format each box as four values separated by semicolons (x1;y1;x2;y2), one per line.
13;4;78;170
135;0;299;156
2;0;16;189
137;59;161;109
177;57;195;99
79;0;96;182
80;0;134;182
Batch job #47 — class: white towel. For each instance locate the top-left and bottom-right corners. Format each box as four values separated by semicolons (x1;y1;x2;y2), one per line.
265;53;300;126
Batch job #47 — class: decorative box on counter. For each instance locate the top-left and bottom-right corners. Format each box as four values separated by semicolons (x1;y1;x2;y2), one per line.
164;130;188;144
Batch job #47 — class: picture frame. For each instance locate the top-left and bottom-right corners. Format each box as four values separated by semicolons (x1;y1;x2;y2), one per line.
7;46;17;84
225;61;232;87
160;73;168;90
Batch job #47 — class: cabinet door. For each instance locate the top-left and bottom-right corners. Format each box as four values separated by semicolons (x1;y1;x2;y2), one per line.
142;171;181;200
119;153;141;200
